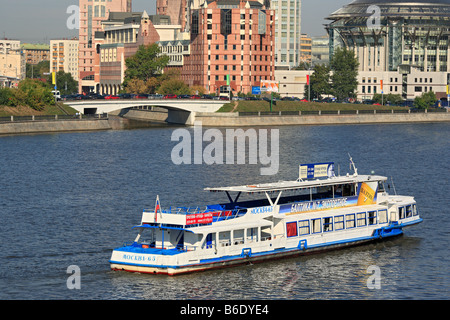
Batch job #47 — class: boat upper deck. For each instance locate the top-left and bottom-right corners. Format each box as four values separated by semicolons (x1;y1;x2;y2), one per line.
204;175;387;194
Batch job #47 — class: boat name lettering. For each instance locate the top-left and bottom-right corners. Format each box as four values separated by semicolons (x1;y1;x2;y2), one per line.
122;254;156;262
249;206;273;214
282;197;354;214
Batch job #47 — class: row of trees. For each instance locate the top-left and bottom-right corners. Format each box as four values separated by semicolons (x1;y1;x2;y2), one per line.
306;47;439;108
0;79;55;110
304;47;359;101
0;60;78;111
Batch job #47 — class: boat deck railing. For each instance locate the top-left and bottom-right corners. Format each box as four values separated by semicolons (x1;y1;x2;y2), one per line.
144;205;247;223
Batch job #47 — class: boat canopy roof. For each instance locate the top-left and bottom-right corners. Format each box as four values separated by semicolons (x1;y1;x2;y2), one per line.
205;175;387;194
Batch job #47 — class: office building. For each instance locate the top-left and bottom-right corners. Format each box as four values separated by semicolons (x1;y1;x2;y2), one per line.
50;38;79;81
271;0;301;69
182;0;275;95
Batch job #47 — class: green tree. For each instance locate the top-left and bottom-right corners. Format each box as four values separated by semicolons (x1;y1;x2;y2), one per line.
26;60;50;79
124;43;169;87
47;71;78;95
304;64;331;100
330;47;359;100
0;87;15;106
18;79;54;110
158;78;191;95
414;91;436;109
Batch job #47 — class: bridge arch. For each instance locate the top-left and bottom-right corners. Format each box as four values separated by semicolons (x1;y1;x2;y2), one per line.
65;99;227;125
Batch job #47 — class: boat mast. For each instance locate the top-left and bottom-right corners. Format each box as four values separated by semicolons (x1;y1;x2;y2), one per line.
348;154;358;176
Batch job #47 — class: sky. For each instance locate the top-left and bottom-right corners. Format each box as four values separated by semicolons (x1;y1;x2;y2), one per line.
0;0;350;43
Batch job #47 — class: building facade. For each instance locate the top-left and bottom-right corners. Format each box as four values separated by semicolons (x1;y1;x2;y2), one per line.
326;0;450;101
271;0;301;69
0;39;25;87
97;11;162;95
50;39;79;81
78;0;132;94
21;44;50;65
311;35;329;66
182;0;275;95
300;34;311;65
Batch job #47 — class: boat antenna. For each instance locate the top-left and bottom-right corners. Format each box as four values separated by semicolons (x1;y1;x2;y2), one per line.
390;176;397;195
348;153;358;176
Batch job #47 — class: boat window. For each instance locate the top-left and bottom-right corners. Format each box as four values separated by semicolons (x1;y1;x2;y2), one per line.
234;229;245;245
346;214;356;229
343;183;356;197
203;233;215;249
311;218;321;233
368;211;377;225
247;227;258;243
286;222;298;238
219;231;231;246
313;186;334;200
406;205;412;218
412;204;418;216
335;215;344;230
399;206;405;219
298;220;310;235
378;210;388;224
378;181;385;192
357;212;367;227
323;217;333;232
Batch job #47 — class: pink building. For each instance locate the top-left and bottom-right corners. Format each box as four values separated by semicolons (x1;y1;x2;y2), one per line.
181;0;275;95
78;0;132;94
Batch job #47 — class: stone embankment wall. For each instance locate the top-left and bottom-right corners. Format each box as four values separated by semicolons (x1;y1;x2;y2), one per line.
0;118;111;135
194;110;450;127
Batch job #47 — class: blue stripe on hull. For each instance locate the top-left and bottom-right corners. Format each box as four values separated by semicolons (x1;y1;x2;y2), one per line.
110;226;407;275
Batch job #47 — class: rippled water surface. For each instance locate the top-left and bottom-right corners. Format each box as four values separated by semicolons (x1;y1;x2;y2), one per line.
0;123;448;300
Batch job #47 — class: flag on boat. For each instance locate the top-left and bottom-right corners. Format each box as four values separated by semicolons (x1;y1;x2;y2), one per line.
155;195;160;222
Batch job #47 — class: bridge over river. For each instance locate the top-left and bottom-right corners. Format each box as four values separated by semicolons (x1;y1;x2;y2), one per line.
64;99;227;125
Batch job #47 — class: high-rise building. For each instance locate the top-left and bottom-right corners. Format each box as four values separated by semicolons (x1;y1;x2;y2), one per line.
271;0;301;69
182;0;275;95
50;39;79;82
78;0;132;94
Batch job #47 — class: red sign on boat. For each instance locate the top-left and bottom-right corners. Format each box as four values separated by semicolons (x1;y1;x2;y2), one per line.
186;212;214;225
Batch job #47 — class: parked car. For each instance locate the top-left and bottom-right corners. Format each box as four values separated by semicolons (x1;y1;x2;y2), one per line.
178;94;191;99
202;95;214;99
190;95;201;99
164;94;177;99
105;95;120;99
119;93;135;99
135;94;150;99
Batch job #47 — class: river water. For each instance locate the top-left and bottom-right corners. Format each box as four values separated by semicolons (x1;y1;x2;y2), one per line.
0;122;448;300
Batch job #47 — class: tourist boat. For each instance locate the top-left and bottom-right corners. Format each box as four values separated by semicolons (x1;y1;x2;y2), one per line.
110;158;422;275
